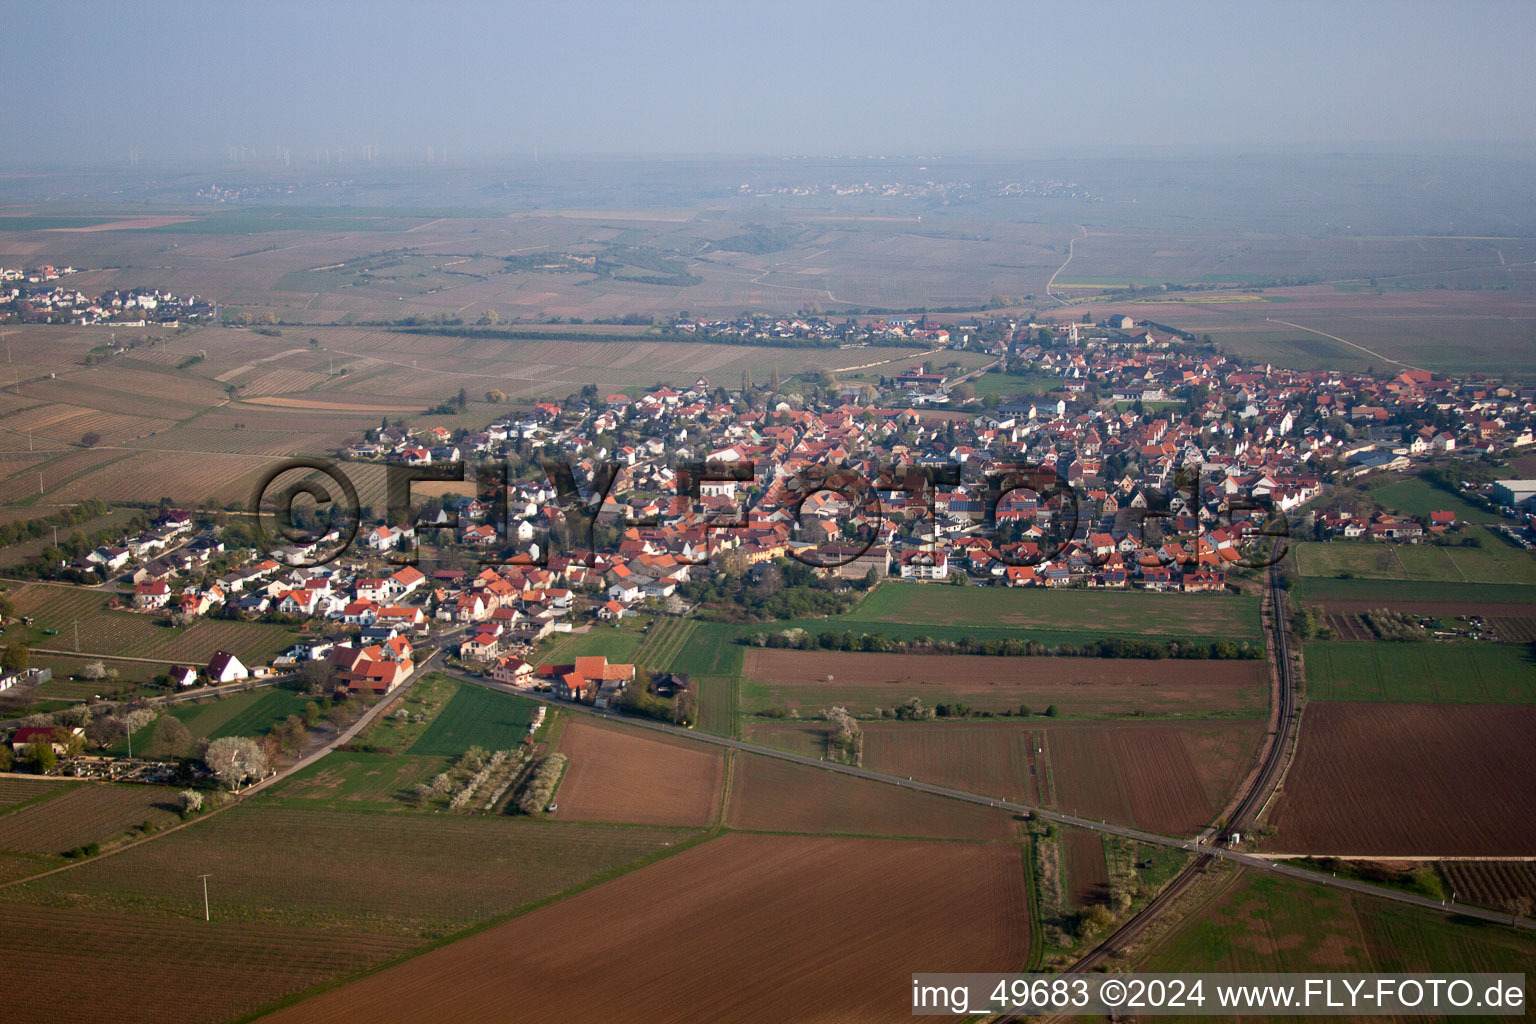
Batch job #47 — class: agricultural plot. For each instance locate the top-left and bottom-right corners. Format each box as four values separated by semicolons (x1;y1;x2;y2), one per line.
112;687;314;755
1063;829;1110;908
552;718;724;827
691;675;736;737
263;752;451;812
1141;868;1536;976
1368;477;1500;524
741;648;1268;718
11;805;696;936
742;719;1261;836
1266;703;1536;856
534;623;645;667
725;752;1015;839
0;783;181;856
844;582;1262;639
5;583;298;665
256;833;1032;1024
1304;641;1536;702
1440;861;1536;914
0;778;70;815
1293;536;1536;585
0;903;419;1024
1296;576;1536;608
406;682;538;756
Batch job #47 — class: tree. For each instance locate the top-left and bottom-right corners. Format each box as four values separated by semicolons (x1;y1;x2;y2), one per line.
672;691;698;727
485;389;507;404
299;659;335;696
1;643;28;673
148;715;193;759
81;660;107;681
204;736;269;791
1505;896;1533;924
23;737;55;773
81;431;102;447
178;789;203;814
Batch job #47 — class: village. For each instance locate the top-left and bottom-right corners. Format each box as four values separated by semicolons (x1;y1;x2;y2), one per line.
0;312;1532;759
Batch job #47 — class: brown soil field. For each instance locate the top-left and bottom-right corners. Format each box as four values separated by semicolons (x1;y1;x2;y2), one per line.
726;752;1015;839
1439;861;1536;912
1266;703;1536;856
743;649;1267;717
1044;721;1261;836
1319;599;1536;619
0;783;181;855
1063;828;1109;907
258;833;1031;1024
743;719;1261;835
1325;612;1375;640
0;902;416;1024
551;718;725;827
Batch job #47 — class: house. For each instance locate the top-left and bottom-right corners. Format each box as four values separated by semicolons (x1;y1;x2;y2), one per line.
10;724;84;757
167;665;198;688
539;655;635;703
649;672;691;698
328;643;414;695
459;631;501;662
207;651;249;684
133;581;172;610
491;656;535;686
899;549;950;580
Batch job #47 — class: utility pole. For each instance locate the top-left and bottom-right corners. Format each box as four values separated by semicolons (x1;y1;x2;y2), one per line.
199;874;212;921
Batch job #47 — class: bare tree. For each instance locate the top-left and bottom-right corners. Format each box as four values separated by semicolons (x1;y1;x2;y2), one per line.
299;660;335;696
81;661;108;681
204;736;269;791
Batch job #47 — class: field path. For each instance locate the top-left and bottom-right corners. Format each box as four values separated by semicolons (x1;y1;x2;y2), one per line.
1264;318;1427;372
1045;226;1086;306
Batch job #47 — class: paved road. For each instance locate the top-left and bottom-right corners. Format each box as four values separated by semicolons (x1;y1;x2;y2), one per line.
448;667;1534;932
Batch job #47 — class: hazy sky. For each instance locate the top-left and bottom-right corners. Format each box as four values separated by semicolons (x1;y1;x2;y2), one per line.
6;0;1535;162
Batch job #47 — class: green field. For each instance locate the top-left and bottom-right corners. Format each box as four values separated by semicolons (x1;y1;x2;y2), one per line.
535;622;646;666
263;752;453;812
692;675;737;738
834;582;1262;639
1368;477;1500;524
1142;869;1536;980
1303;641;1536;703
407;683;538;756
1293;534;1536;585
1294;577;1536;606
110;687;313;755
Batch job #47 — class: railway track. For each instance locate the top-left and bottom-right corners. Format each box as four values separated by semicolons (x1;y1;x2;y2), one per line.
1012;566;1299;1013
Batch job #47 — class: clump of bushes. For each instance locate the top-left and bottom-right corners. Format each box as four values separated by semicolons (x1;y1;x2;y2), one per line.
515;753;568;814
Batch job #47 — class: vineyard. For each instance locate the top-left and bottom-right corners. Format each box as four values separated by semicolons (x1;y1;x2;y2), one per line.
0;903;418;1024
1440;861;1536;911
13;806;696;935
6;583;298;665
0;783;181;856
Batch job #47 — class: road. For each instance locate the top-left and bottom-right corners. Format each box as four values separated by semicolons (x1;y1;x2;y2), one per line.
444;661;1533;933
